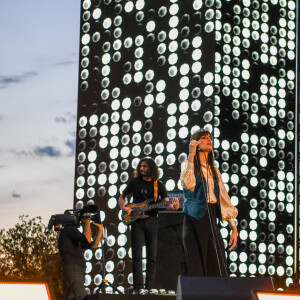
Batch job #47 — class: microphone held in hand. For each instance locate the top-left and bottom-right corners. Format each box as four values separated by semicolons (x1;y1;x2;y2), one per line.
182;140;203;152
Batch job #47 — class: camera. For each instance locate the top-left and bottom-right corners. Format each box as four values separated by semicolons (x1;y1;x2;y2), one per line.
48;205;100;231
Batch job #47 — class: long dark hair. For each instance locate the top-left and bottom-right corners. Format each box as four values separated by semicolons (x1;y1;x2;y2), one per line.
190;129;219;183
134;157;159;181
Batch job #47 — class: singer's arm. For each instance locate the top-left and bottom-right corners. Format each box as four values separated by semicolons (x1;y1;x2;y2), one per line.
180;160;196;191
188;139;201;162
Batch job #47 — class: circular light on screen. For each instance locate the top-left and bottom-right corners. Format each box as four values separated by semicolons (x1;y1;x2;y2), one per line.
155;143;164;154
179;127;189;138
84;249;93;261
239;264;247;274
88;151;97;162
221;140;230;150
192;49;202;60
203;84;213;97
134;72;143;83
108;198;117;209
156;92;166;104
277;266;285;277
179;115;189;126
180;64;190;75
155;155;164;167
169;3;179;15
135;36;144;47
99;138;108;149
179;89;189;101
103;18;112;29
169;41;178;52
124;37;133;48
180;77;189;88
277;234;285;244
145;70;154;81
81;34;90;45
124;1;134;12
166;141;176;153
169;16;179;28
156;80;166;92
168;53;178;65
132;145;141;157
146;20;156;32
259;157;267;167
192;62;202;73
204;72;214;84
167;103;177;115
166;179;175;191
133;0;144;9
192;36;202;48
118;234;127;246
239;230;248;240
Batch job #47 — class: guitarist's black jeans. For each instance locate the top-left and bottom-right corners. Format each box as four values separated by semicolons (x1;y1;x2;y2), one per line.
131;216;158;290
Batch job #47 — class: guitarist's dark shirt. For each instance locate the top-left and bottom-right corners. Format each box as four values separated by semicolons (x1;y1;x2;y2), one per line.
123;177;168;217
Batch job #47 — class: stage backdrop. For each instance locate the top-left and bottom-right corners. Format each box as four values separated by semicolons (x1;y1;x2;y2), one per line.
73;0;297;294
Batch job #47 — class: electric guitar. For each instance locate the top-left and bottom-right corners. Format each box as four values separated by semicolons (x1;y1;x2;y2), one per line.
122;193;184;225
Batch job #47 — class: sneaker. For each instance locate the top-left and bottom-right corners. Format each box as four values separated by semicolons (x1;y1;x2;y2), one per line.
139;289;149;295
132;290;139;295
158;289;167;295
149;289;158;295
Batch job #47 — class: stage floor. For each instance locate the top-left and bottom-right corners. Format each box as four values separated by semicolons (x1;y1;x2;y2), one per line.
91;294;176;300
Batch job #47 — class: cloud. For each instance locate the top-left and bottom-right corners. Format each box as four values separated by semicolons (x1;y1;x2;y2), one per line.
55;112;76;123
10;141;73;158
55;116;68;123
12;191;21;198
10;150;31;157
65;139;76;156
0;72;38;89
33;146;61;158
55;61;74;66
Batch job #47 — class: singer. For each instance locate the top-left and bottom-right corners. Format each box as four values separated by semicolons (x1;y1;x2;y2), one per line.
180;128;238;276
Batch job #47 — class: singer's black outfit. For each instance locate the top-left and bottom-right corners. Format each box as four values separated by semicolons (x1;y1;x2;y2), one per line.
58;225;92;300
123;177;168;290
180;161;238;277
182;205;227;276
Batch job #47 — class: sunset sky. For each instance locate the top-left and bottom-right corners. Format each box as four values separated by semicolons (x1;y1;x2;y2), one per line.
0;0;81;229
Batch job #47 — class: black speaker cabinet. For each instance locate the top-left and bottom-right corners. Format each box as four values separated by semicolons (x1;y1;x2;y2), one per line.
155;211;185;290
176;275;274;300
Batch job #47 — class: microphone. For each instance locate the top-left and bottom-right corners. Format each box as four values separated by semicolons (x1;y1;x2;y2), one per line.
182;140;190;147
182;140;203;152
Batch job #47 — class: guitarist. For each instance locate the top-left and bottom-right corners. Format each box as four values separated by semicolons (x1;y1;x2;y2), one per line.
119;157;179;294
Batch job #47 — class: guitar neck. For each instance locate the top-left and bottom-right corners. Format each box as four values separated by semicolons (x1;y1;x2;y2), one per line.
142;194;184;212
142;200;171;212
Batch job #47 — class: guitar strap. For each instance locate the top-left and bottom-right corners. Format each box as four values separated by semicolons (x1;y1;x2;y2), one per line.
154;180;158;202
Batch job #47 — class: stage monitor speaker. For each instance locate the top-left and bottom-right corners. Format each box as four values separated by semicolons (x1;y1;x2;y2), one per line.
0;281;56;300
176;275;274;300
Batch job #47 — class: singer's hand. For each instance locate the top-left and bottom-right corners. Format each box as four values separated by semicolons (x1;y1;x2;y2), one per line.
229;226;238;251
189;140;201;158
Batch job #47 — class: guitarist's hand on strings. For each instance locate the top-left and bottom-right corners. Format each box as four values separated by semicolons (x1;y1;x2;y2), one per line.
119;194;132;214
166;197;180;211
122;205;132;214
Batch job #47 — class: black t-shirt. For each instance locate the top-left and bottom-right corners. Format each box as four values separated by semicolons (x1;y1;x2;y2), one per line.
58;225;92;267
123;177;168;216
